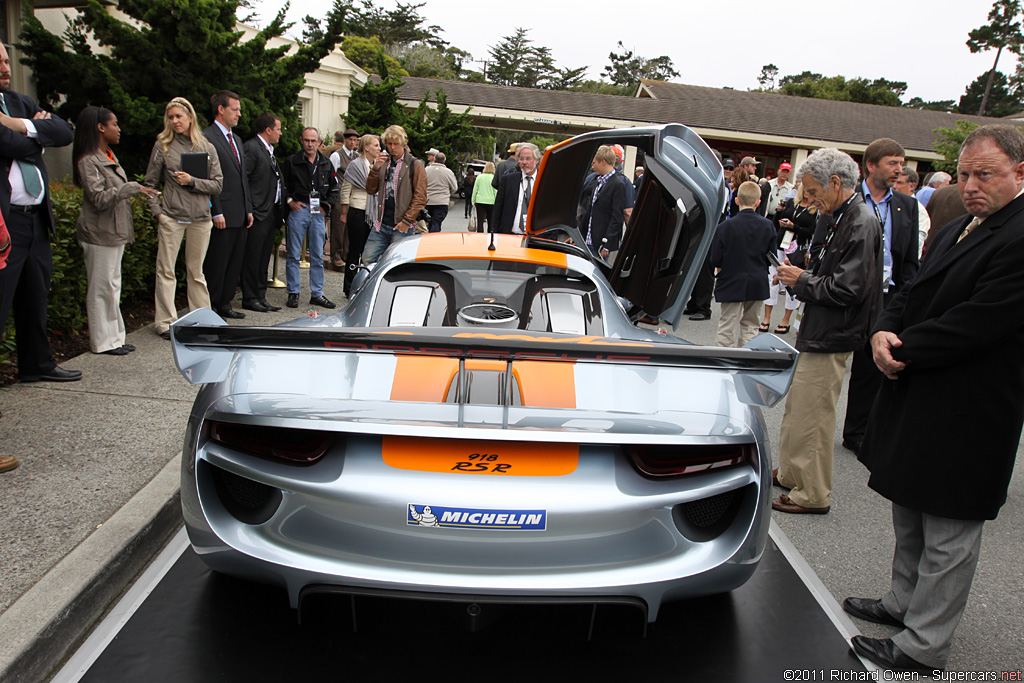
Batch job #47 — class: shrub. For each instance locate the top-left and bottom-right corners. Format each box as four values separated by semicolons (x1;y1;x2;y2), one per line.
1;180;166;364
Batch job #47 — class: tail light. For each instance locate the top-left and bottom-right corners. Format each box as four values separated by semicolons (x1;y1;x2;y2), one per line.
207;421;333;464
627;443;751;478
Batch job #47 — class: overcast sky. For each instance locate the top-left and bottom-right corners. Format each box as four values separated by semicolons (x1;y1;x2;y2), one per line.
257;0;1011;105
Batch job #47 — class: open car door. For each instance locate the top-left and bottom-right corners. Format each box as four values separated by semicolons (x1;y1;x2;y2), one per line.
527;124;727;328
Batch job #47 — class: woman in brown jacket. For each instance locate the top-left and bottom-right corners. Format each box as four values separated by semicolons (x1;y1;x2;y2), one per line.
73;106;158;355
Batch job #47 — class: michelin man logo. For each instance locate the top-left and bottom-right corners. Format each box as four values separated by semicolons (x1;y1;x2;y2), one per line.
409;504;439;527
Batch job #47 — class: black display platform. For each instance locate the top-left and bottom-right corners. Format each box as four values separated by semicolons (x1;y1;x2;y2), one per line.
71;534;867;682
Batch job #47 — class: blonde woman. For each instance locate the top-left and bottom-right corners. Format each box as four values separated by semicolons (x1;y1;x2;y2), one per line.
144;97;223;339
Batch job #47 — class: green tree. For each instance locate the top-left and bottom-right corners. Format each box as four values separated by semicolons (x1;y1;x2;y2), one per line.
19;0;350;174
967;0;1023;116
602;41;679;88
905;97;958;112
932;120;980;174
341;35;408;75
569;79;633;97
778;72;907;107
342;53;407;135
959;70;1022;117
342;0;446;49
757;63;779;91
393;43;470;80
402;89;476;167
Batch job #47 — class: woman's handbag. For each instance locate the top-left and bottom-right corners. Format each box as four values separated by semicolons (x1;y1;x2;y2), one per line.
468;209;477;232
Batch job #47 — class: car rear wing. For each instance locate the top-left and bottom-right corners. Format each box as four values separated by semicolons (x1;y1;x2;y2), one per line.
171;309;798;407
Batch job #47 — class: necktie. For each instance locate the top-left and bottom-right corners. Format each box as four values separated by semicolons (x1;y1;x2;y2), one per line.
957;217;981;243
519;175;532;232
226;131;239;165
0;94;43;198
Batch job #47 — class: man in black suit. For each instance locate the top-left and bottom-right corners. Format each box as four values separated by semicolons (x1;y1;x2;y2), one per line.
491;143;539;234
577;145;626;261
240;112;283;313
845;123;1024;673
203;90;252;319
0;41;79;473
0;43;79;384
841;138;919;453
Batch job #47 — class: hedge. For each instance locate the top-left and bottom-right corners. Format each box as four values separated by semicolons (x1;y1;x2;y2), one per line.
1;180;183;363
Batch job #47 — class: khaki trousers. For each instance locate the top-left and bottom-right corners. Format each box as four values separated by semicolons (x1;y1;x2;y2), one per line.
715;300;762;347
154;214;212;334
776;350;851;508
80;241;125;353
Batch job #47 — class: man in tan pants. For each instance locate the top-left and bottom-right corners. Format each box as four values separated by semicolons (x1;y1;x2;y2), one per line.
772;148;883;514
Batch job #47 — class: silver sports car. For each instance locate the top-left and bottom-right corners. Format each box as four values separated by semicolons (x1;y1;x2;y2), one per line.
171;124;798;623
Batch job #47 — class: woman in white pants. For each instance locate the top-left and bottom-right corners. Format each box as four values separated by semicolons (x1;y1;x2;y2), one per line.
73;106;158;355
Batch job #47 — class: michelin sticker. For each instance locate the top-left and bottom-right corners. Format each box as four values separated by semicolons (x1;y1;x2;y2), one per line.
408;504;546;530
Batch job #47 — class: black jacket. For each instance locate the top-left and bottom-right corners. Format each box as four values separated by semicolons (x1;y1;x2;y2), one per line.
243;136;284;221
793;194;883;354
855;185;919;294
860;193;1024;520
578;173;626;251
203;124;252;226
283;150;339;210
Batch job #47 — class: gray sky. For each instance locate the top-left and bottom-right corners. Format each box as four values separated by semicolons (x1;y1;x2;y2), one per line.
261;0;1012;105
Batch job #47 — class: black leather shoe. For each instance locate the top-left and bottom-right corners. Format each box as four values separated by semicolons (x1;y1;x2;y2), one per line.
242;300;270;312
309;294;336;309
850;636;934;673
159;330;171;340
286;293;299;308
19;366;83;382
842;597;904;627
98;346;131;356
683;307;696;315
688;312;711;321
218;308;245;319
122;344;136;353
258;299;282;312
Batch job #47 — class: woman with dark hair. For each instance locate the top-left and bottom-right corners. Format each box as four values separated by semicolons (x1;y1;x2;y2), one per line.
143;97;223;339
73;106;158;355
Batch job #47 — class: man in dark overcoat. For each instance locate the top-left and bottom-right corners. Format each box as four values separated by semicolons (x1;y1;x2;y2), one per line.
845;124;1024;672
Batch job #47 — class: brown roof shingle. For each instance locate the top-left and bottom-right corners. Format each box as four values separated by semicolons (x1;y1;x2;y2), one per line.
395;77;1014;154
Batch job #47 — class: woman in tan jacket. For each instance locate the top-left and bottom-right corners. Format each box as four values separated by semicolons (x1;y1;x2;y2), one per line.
73;106;159;355
143;97;223;338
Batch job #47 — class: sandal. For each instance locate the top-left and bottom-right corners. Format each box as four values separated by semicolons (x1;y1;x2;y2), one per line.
774;324;790;334
758;322;770;332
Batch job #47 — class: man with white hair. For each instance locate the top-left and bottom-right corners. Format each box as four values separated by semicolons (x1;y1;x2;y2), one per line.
771;148;883;514
915;171;951;208
424;151;458;232
492;143;540;234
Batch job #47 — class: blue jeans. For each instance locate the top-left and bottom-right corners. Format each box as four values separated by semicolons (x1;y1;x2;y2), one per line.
286;208;326;297
362;223;415;264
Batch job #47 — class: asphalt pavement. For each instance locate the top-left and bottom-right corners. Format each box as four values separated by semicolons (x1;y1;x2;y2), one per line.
1;204;1021;680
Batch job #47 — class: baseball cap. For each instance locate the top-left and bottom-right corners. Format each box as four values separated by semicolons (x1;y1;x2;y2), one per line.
722;158;735;169
611;144;625;162
779;162;792;171
740;156;758;167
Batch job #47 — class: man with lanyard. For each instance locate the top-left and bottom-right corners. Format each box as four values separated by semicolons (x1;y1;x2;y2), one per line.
282;126;338;309
841;138;919;454
772;148;883;514
492;143;540;234
579;145;625;261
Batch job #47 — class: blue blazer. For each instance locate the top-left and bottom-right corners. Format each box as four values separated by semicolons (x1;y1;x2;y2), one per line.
709;209;777;302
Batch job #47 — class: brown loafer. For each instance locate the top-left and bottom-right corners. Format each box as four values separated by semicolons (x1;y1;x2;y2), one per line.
772;494;829;514
0;454;20;473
